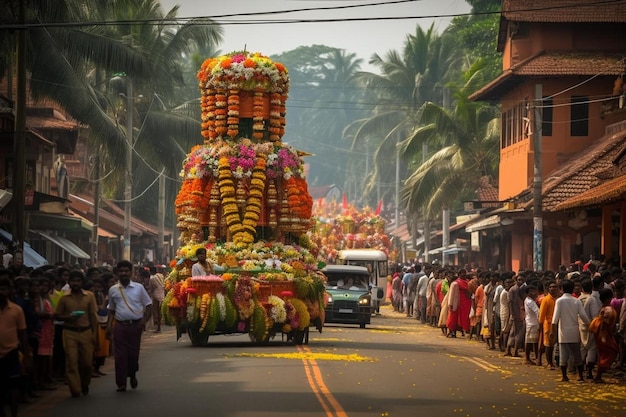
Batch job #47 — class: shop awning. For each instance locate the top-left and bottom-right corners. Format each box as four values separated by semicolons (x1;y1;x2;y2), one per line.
28;212;91;234
0;229;49;268
465;215;503;233
442;244;468;255
33;231;90;259
69;212;118;238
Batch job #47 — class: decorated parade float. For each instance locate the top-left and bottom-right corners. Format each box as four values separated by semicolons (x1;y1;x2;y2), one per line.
163;51;326;346
307;199;395;263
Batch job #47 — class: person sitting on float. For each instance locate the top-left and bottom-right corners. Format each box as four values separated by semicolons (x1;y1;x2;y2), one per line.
191;248;214;276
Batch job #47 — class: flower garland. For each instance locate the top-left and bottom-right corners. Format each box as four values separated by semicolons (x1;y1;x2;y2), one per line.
266;146;301;180
252;90;265;140
214;88;228;136
197;51;289;94
239;154;266;243
227;89;239;138
178;142;306;182
218;155;243;238
269;92;283;142
229;143;256;179
267;295;287;323
200;89;215;141
289;297;310;330
234;276;255;320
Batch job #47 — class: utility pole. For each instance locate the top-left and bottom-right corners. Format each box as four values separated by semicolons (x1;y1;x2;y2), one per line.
422;143;430;263
12;0;26;263
532;84;544;271
123;78;133;262
91;153;100;266
395;138;400;231
158;169;165;263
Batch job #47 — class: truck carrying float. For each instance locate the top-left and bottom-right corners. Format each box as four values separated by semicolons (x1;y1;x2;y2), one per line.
162;51;326;346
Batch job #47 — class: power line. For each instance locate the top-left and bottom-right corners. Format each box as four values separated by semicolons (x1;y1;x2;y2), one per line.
1;0;623;29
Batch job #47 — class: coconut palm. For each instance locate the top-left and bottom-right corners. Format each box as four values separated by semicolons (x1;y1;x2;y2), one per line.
269;46;366;188
303;49;367;188
86;0;223;221
0;0;150;160
343;24;458;207
399;60;500;220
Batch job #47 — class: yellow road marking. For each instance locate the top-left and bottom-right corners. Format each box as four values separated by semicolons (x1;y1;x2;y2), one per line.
298;345;348;417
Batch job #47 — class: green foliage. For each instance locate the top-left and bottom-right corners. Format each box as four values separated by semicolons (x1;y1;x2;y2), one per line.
400;63;500;219
223;296;238;329
345;24;458;206
271;46;369;188
205;297;220;335
445;0;502;85
250;302;268;343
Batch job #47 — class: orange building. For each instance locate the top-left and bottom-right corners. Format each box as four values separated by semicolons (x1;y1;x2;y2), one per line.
469;0;626;272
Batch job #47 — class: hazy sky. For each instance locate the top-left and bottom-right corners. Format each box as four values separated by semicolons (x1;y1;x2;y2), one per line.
159;0;472;72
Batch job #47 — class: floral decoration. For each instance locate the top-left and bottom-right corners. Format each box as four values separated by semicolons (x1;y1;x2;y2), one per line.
197;51;289;94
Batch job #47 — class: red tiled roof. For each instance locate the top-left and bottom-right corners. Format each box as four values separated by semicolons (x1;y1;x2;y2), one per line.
514;53;626;76
554;174;626;210
518;128;626;212
502;0;626;22
470;51;625;101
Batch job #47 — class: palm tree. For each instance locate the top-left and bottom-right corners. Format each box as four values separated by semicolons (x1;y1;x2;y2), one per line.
344;24;458;208
303;49;367;188
271;46;367;189
399;60;500;220
89;0;223;221
0;0;150;159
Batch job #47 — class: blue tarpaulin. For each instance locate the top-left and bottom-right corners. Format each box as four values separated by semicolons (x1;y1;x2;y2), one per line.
0;229;49;268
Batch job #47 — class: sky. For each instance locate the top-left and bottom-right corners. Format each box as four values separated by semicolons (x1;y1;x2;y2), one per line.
158;0;472;72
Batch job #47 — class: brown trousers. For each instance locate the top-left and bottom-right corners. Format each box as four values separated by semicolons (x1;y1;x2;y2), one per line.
63;328;94;395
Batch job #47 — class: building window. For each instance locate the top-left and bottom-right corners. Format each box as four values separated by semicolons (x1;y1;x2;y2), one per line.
541;97;553;137
501;101;528;149
570;96;588;137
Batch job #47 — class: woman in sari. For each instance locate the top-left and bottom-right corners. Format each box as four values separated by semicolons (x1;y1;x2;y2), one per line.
588;288;618;383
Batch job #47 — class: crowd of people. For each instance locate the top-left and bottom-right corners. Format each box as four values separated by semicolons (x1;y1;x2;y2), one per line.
0;259;164;417
388;260;626;383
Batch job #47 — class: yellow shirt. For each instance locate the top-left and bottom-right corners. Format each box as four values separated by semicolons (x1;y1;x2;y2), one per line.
55;290;97;328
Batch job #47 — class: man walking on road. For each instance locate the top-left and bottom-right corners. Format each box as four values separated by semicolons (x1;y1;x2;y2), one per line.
551;279;590;382
106;260;152;392
54;270;98;397
148;266;165;333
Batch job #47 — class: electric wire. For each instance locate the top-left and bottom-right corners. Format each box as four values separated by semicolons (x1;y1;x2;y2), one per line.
1;0;623;30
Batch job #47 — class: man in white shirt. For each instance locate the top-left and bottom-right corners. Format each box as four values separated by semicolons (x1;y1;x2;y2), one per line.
551;279;590;382
524;285;540;365
2;249;12;268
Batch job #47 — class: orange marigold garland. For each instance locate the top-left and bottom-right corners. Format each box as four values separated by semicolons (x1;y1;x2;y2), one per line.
252;91;265;140
215;88;228;137
269;93;282;142
286;177;301;217
205;89;217;140
218;156;243;239
238;154;266;243
227;89;240;138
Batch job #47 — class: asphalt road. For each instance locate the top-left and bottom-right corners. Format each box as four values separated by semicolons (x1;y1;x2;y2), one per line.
23;305;626;417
